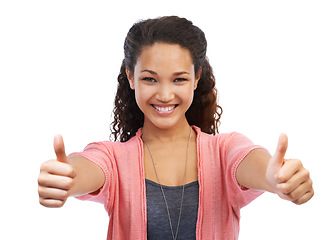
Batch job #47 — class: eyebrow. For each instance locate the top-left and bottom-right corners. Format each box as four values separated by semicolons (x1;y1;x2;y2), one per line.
141;69;190;76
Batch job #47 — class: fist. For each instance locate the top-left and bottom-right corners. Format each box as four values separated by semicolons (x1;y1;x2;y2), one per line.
38;135;76;207
266;134;314;205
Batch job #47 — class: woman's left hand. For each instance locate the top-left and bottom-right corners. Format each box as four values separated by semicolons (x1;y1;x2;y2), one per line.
266;134;314;205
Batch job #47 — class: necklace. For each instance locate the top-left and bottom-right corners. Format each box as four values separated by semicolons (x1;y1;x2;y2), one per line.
142;127;192;240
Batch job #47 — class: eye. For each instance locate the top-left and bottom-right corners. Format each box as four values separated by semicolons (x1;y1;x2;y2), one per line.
174;78;188;83
142;77;156;83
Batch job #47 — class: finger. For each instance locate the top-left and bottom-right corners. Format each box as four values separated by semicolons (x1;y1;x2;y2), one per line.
277;167;310;193
38;185;69;201
277;177;313;203
54;134;67;163
292;189;314;205
286;179;313;202
276;159;302;183
38;172;74;190
39;198;66;208
40;160;76;178
272;133;288;165
288;180;312;202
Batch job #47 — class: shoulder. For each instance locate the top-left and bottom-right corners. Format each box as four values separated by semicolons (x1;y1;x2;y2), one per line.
83;132;141;158
195;126;245;147
195;127;256;158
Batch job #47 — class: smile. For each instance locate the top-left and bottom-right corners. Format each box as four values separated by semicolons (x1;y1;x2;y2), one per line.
152;104;177;113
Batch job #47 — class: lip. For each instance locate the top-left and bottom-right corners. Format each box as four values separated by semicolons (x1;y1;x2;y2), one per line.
151;104;178;114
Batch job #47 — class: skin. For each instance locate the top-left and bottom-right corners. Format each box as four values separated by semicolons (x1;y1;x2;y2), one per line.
38;42;314;208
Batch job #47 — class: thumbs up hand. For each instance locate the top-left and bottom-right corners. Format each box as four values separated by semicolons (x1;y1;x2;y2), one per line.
266;134;314;205
38;135;76;208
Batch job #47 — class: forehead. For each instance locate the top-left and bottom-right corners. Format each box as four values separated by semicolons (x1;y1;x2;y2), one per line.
135;43;194;73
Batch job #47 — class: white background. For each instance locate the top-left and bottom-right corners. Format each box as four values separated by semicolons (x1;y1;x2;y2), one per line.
1;0;335;239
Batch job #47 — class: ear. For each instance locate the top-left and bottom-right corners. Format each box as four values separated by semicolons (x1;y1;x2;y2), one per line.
126;68;135;90
194;68;202;90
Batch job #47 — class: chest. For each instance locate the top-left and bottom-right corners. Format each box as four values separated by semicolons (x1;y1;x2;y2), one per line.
143;140;198;186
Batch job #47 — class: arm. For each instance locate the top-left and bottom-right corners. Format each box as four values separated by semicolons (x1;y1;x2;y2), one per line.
236;148;274;192
67;154;105;197
38;135;105;207
236;134;314;205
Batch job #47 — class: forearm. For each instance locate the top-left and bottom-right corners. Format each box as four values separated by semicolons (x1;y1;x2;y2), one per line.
67;155;105;197
236;149;275;193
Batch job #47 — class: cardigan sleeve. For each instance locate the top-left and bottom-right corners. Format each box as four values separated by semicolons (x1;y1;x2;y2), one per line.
69;141;116;212
222;132;265;209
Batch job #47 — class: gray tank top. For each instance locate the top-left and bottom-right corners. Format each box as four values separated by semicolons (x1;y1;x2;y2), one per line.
146;179;199;240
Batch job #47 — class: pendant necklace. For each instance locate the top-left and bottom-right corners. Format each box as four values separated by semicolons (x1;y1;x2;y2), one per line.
142;127;192;240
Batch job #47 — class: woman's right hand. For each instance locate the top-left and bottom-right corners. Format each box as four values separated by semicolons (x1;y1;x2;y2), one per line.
38;135;76;208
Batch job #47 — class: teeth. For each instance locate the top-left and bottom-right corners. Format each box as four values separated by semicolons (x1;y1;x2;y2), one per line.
154;105;175;112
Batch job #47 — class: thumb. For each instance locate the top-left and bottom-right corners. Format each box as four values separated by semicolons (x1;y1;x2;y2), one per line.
54;134;68;163
271;133;288;166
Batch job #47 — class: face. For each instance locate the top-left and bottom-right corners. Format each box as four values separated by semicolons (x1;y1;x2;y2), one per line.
126;42;200;130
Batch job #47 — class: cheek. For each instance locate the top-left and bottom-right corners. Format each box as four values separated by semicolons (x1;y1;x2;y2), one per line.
177;86;194;106
186;91;195;106
134;86;152;109
134;89;144;109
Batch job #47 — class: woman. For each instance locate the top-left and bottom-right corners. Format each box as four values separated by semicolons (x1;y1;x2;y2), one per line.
38;16;314;239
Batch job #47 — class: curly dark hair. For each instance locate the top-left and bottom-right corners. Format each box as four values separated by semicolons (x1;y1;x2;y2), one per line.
110;16;222;142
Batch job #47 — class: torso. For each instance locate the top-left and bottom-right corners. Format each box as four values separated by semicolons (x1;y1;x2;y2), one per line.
146;179;199;240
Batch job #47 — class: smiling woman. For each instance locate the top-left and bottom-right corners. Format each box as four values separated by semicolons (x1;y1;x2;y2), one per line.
37;15;314;240
111;16;222;142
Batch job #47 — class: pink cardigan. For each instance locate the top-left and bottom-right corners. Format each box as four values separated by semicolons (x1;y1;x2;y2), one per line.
73;126;264;239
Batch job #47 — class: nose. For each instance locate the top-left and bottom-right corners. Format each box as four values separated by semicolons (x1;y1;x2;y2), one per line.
156;84;175;103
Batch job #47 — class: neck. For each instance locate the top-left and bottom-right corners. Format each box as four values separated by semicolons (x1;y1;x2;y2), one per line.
141;118;192;144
